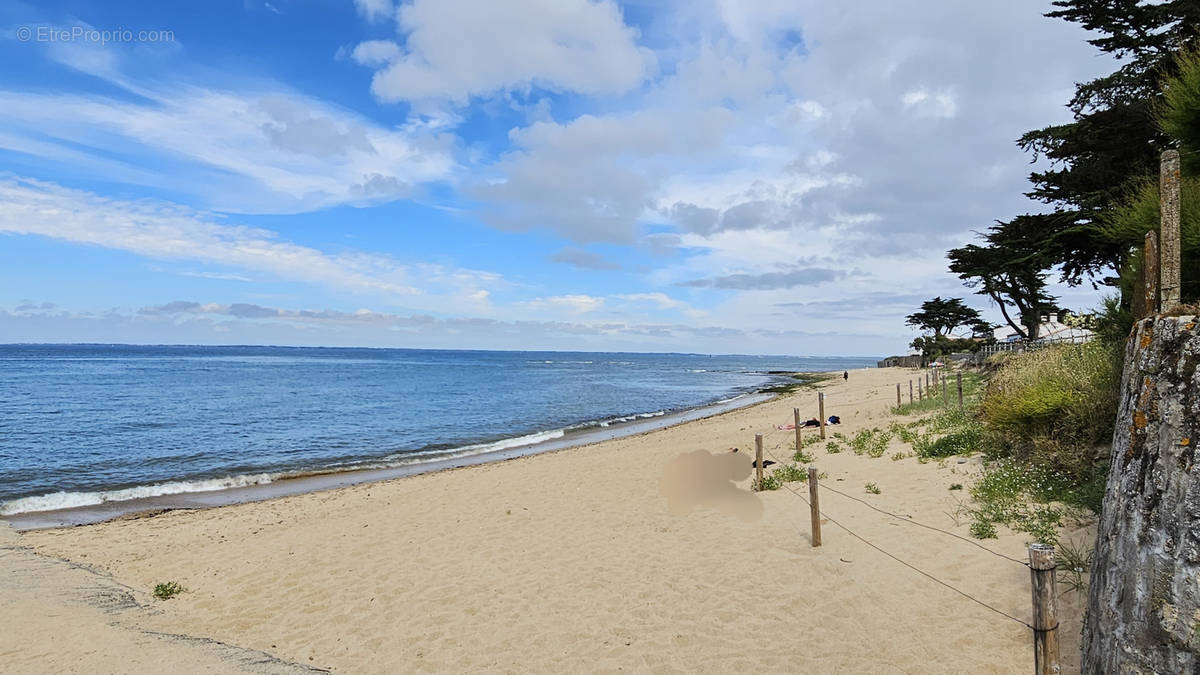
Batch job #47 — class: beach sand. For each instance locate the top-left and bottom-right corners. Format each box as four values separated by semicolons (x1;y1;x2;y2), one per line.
2;367;1091;673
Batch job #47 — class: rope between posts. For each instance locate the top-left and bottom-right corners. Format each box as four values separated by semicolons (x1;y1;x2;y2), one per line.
759;441;1036;632
816;481;1030;567
758;396;1028;568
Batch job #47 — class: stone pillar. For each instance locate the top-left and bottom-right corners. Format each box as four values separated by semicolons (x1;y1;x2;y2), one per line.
1083;315;1200;673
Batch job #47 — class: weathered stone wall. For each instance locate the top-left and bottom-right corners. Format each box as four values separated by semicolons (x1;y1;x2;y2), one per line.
1083;315;1200;674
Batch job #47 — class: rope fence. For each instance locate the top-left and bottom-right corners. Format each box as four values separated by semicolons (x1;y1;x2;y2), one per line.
737;385;1058;662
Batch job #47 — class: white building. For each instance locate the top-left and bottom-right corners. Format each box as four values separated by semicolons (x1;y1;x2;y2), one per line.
992;313;1094;343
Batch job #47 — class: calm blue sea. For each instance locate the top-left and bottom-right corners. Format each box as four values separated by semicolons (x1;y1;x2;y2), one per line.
0;344;877;515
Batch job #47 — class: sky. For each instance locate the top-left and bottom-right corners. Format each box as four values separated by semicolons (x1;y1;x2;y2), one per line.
0;0;1118;356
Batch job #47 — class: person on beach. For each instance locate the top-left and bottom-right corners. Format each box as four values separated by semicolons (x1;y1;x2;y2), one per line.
843;370;849;381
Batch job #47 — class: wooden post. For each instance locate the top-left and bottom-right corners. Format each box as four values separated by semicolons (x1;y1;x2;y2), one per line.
942;375;948;406
1160;150;1181;312
956;372;964;410
917;378;923;400
754;434;764;486
1029;544;1060;675
925;372;930;395
1143;230;1160;318
818;393;826;439
909;380;914;403
793;407;802;452
808;466;822;547
896;383;902;408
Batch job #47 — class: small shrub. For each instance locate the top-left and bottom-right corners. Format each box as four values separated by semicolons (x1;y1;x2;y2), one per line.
751;474;781;492
1058;540;1094;594
825;440;843;454
154;581;184;600
793;448;815;464
890;452;906;461
970;519;998;539
848;427;892;457
949;483;963;491
864;482;881;495
772;463;808;484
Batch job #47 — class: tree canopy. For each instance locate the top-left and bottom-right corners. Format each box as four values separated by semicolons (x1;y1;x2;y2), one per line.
904;297;983;337
971;0;1200;293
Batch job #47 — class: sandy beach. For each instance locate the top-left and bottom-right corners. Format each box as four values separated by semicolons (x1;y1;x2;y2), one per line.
1;367;1090;673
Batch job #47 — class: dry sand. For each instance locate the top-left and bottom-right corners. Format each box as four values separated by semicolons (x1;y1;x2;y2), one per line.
2;367;1091;673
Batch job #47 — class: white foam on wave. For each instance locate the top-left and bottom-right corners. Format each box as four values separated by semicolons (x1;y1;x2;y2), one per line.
0;473;277;516
453;428;566;454
598;410;667;427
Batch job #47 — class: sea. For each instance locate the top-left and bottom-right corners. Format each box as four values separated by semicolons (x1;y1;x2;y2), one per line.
0;344;877;520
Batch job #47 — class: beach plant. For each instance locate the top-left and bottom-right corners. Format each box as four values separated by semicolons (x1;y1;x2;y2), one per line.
949;483;963;491
848;427;893;458
890;452;906;461
154;581;184;600
969;519;998;539
864;482;881;495
793;448;815;464
771;463;809;484
824;440;843;454
1057;540;1094;595
751;473;781;492
968;459;1070;545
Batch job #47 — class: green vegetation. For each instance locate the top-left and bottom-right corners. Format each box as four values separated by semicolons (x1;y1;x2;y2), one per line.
969;519;997;540
153;581;184;600
792;447;815;464
968;459;1067;545
905;297;991;359
864;482;881;495
847;427;893;458
1058;539;1095;595
980;342;1118;485
753;463;823;492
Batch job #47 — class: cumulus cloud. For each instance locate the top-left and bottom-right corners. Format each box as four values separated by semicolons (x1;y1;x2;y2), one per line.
357;0;655;105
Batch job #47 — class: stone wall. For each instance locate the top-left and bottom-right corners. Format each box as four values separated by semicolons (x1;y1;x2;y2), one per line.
1083;315;1200;673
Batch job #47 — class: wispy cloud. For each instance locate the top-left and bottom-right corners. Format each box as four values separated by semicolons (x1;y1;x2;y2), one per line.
0;62;456;213
0;177;498;304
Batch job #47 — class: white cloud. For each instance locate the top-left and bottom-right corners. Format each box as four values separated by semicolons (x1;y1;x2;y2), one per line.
353;0;394;22
517;294;606;314
350;40;402;66
0;177;501;306
900;87;958;118
615;293;706;318
357;0;655;105
0;83;455;214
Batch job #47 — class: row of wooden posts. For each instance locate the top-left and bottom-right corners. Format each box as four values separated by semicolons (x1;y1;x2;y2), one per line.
893;369;965;410
748;387;1060;674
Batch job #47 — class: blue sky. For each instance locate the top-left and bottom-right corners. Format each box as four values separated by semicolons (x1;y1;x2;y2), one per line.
0;0;1115;355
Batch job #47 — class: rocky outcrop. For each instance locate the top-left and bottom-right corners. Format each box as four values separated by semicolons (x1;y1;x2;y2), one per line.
1083;315;1200;674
